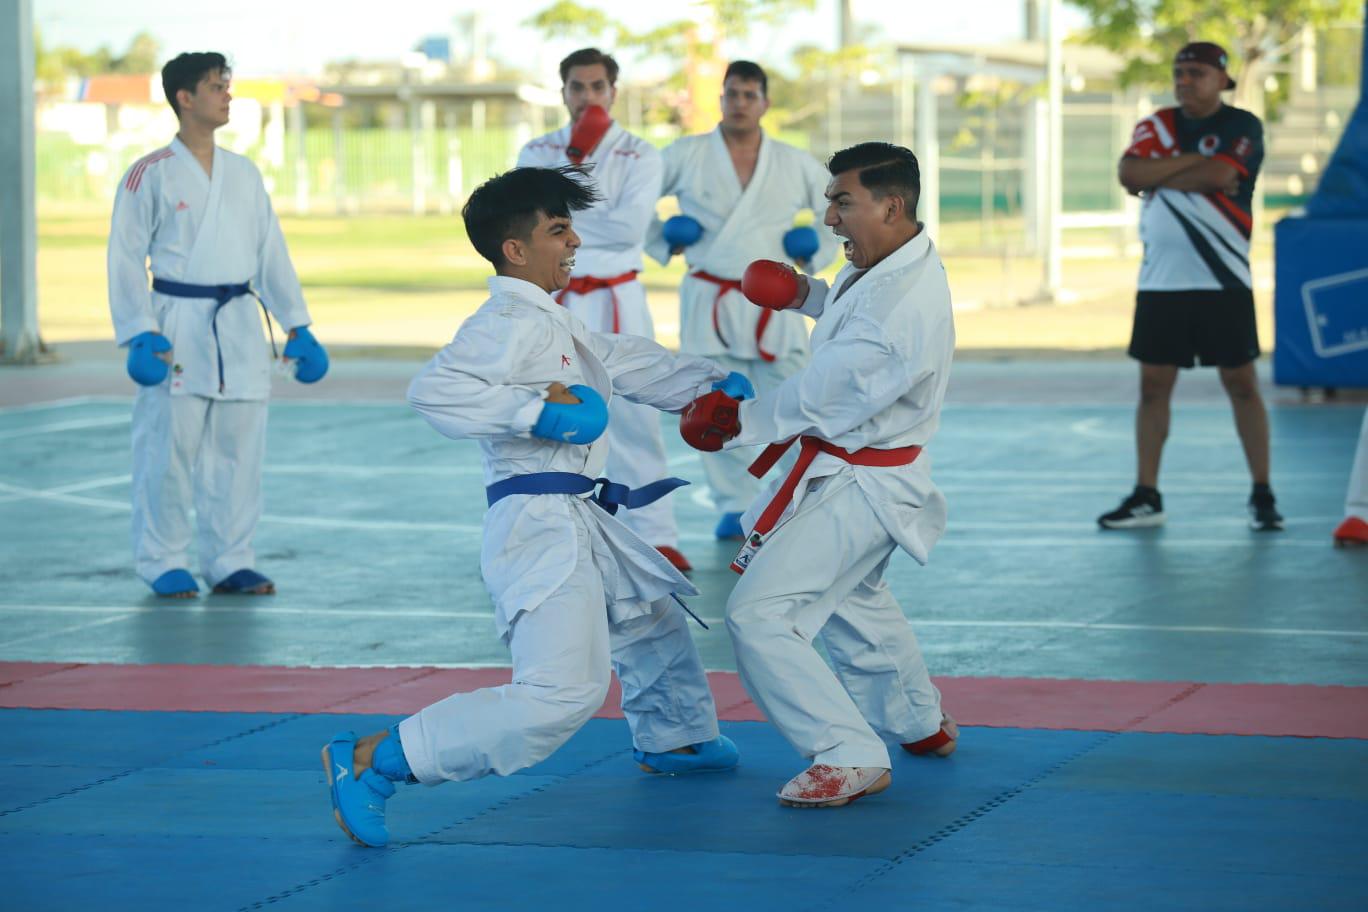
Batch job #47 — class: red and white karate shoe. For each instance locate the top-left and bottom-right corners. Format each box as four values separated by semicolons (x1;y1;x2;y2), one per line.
901;713;959;758
1333;516;1368;548
777;764;891;808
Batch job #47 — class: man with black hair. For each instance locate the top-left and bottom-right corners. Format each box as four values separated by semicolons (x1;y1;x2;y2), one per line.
649;59;838;543
1099;41;1282;532
108;51;326;598
517;48;693;571
320;166;745;848
678;142;957;808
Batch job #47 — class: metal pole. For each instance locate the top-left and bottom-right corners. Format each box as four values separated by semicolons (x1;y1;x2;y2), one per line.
0;0;42;363
915;67;940;244
1041;0;1063;301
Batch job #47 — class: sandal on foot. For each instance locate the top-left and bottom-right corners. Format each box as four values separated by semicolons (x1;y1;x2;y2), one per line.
636;735;739;774
778;764;891;808
212;568;275;595
150;569;199;597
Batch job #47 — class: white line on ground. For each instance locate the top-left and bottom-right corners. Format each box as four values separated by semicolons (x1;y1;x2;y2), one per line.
0;604;1363;639
0;415;130;440
0;396;101;414
0;611;139;648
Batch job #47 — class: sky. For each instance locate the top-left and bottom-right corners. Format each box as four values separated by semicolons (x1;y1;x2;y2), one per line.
33;0;1085;81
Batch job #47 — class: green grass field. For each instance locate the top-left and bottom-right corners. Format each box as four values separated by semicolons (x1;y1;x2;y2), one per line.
34;210;1278;354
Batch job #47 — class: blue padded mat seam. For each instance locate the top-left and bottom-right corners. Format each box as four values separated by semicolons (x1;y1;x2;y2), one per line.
237;741;627;910
800;731;1121;911
0;713;304;820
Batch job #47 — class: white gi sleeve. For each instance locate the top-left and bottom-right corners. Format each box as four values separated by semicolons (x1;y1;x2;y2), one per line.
573;145;662;254
587;331;727;412
515;141;535;167
644;140;685;266
251;172;311;331
407;310;547;440
731;310;946;447
107;168;161;345
794;277;830;320
802;155;840;274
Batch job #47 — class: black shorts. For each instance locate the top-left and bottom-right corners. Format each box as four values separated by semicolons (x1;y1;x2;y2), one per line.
1128;289;1261;368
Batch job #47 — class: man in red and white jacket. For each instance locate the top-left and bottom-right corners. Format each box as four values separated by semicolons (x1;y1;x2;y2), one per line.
517;48;691;571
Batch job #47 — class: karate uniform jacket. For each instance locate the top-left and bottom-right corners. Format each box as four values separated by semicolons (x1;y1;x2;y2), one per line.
646;128;838;359
107;138;311;400
727;229;955;564
407;276;728;638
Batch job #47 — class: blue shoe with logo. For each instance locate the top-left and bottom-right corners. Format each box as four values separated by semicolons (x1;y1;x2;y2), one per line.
636;735;740;774
714;512;745;540
322;732;395;847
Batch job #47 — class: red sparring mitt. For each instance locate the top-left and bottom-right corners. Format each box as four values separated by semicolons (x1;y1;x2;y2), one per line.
680;389;741;452
567;104;612;164
742;259;800;310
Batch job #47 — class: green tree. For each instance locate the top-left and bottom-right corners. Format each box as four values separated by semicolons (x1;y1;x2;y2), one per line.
1069;0;1361;112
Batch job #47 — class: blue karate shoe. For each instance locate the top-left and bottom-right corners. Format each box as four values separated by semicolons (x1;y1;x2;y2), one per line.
322;732;395;847
714;512;745;540
636;735;740;775
149;569;198;597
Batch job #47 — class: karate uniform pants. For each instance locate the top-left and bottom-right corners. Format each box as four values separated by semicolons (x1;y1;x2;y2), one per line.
695;351;807;515
726;472;943;769
561;281;678;547
1346;409;1368;521
399;509;719;785
131;384;267;587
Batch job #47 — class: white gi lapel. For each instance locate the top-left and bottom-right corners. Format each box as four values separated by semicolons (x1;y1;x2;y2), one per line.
183;143;225;282
701;128;770;257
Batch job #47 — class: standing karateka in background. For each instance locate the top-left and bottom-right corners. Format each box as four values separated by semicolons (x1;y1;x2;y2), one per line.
648;60;837;542
321;166;746;848
678;143;957;808
517;49;692;572
108;52;328;598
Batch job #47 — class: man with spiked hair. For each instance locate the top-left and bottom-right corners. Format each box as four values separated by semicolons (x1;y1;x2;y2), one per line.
320;166;748;848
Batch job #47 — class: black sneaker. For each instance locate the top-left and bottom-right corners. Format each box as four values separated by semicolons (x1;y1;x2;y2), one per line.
1249;487;1284;532
1098;486;1165;529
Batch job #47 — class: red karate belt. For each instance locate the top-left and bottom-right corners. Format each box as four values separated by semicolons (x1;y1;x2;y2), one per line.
556;270;639;334
691;270;778;363
734;435;922;574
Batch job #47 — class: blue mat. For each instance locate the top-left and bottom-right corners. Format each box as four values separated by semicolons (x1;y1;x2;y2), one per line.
2;709;1366;911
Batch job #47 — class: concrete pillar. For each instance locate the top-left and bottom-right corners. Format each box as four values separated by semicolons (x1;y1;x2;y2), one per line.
0;0;41;363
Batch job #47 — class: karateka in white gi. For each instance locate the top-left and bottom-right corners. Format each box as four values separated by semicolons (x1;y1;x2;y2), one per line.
321;166;745;848
517;49;692;572
108;52;328;599
678;143;957;808
1334;410;1368;547
647;60;838;542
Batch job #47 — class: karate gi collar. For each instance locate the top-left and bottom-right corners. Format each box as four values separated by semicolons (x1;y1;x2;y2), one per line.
487;275;565;317
838;224;932;295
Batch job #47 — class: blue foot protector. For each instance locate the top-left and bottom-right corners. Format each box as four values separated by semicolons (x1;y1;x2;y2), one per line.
371;724;417;784
636;735;740;775
322;731;395;848
212;568;274;594
714;512;745;540
150;569;199;597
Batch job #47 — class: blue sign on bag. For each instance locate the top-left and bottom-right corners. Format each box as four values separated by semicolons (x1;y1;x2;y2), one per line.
1303;267;1368;358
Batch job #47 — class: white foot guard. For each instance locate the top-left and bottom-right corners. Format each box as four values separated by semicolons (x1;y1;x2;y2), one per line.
778;764;891;808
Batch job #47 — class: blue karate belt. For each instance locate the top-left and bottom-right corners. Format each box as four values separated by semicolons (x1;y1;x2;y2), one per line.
150;278;277;392
486;472;687;514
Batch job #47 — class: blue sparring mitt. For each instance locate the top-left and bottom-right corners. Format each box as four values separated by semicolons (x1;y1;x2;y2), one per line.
126;331;172;386
532;384;608;445
284;325;329;383
711;371;755;401
663;215;703;251
782;226;820;265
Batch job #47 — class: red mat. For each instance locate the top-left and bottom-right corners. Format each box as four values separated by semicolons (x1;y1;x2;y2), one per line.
2;661;1365;739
